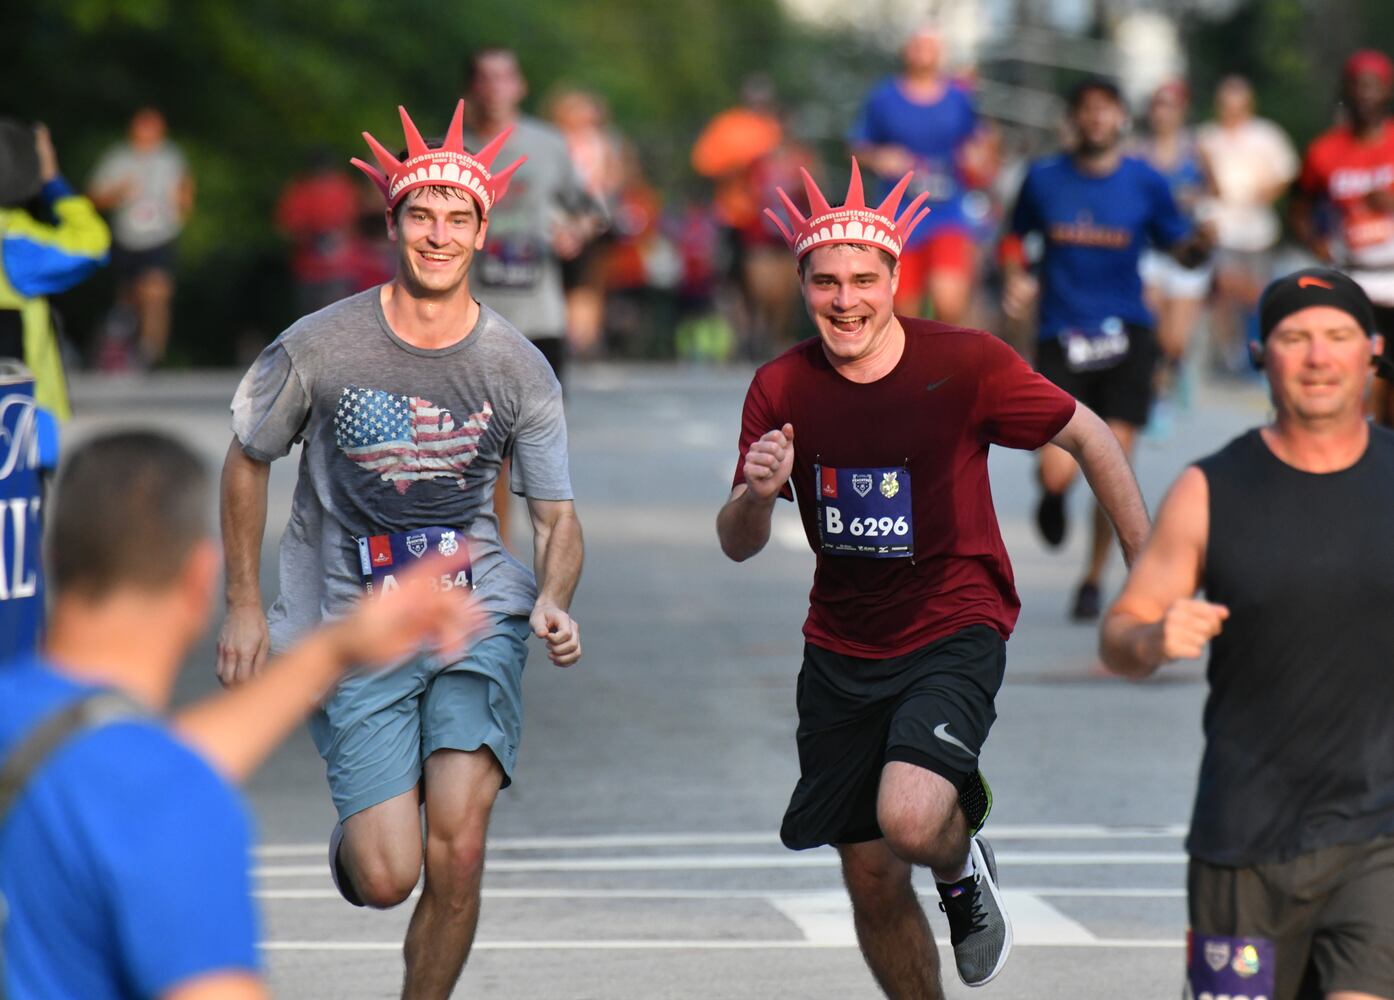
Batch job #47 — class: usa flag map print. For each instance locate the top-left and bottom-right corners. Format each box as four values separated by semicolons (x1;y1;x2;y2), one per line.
334;385;492;494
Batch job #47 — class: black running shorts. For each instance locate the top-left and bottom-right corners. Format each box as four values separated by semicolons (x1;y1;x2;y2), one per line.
1034;323;1160;428
780;625;1006;851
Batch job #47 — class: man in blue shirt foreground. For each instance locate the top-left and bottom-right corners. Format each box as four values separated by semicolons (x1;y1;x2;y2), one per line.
0;430;480;999
1002;77;1211;621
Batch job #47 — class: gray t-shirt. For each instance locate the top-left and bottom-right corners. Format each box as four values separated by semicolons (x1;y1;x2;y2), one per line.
88;141;189;251
464;115;594;339
231;288;572;651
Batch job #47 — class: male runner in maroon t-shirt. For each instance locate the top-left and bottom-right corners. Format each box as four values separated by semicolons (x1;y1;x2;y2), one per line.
717;161;1150;996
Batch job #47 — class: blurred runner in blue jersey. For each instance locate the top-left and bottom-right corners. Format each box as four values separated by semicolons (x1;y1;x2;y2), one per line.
1002;78;1211;621
849;24;996;326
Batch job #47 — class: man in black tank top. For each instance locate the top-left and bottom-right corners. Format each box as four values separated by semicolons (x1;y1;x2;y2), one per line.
1100;267;1394;1000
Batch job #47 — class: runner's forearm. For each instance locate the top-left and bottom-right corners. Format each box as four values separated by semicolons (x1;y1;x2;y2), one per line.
1054;409;1150;565
1099;612;1166;680
220;438;270;608
533;506;583;612
716;487;776;561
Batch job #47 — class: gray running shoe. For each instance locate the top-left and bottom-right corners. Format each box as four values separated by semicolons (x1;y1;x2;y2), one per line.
937;836;1013;987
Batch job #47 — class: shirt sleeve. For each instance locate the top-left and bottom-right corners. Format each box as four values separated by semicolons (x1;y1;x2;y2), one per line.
1265;121;1300;184
973;333;1077;449
104;734;260;997
1145;166;1192;249
509;367;573;500
230;340;311;462
731;372;793;501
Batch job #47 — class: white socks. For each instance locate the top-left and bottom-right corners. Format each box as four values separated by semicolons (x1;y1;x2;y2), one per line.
936;850;976;885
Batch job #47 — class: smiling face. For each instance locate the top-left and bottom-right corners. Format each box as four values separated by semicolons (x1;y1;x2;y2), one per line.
387;186;488;297
1263;305;1382;424
799;244;902;375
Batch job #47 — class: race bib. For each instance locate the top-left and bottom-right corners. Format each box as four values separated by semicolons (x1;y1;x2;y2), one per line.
476;233;543;289
1183;931;1274;1000
815;464;913;558
1064;318;1130;373
355;526;471;595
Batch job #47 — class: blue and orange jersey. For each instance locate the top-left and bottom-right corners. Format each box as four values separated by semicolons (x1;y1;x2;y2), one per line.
1008;154;1190;340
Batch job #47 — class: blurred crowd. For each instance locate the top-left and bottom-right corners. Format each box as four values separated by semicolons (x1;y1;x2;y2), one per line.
1;30;1392;416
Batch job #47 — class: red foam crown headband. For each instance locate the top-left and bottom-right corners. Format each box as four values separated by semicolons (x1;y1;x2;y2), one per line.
351;99;525;216
764;159;932;261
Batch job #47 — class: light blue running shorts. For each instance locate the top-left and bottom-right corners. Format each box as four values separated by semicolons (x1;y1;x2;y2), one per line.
308;613;531;820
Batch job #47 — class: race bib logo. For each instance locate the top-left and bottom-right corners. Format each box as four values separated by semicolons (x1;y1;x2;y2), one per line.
852;474;873;497
438;530;459;556
880;471;899;499
1232;944;1261;978
406;533;428;559
1204;940;1230;973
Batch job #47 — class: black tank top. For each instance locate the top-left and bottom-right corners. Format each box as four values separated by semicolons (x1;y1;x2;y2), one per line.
1192;426;1394;866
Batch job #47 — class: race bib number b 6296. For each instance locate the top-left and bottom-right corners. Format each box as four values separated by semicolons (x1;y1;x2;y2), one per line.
815;464;913;558
355;526;471;595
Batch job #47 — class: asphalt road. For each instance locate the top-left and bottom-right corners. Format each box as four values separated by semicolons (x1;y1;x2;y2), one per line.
66;361;1270;999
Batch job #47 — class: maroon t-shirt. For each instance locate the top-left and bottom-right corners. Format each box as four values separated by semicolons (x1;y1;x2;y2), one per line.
732;318;1077;658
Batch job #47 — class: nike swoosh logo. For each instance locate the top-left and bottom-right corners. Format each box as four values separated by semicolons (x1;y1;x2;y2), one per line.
933;722;975;757
1298;276;1333;290
926;376;952;392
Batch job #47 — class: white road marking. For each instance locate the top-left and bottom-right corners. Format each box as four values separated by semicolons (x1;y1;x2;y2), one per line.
256;825;1187;858
262;938;1185;952
258;885;1187;901
769;890;1095;947
254;850;1184;878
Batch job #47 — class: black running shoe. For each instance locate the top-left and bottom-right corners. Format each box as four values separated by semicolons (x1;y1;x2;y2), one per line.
938;837;1013;987
1070;581;1101;622
1035;491;1066;548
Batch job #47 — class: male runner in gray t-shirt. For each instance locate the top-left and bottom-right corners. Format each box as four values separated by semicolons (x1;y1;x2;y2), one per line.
217;100;584;999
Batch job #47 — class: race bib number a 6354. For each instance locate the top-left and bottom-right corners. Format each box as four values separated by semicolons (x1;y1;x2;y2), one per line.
815;464;913;558
355;526;472;595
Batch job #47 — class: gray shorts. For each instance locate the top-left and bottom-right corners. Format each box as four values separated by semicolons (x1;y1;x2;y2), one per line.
1189;837;1394;1000
308;613;531;820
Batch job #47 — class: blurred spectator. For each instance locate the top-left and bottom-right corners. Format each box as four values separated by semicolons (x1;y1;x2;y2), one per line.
1291;49;1394;425
462;46;603;545
1132;81;1212;424
692;74;810;358
1196;76;1298;373
462;48;604;386
849;24;998;325
547;87;623;360
275;149;362;315
88;107;193;369
0;120;109;419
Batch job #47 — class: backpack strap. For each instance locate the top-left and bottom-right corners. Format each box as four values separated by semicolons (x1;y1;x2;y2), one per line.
0;690;148;825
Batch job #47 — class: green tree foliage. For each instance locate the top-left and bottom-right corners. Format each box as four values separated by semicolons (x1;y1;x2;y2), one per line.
1;0;793;362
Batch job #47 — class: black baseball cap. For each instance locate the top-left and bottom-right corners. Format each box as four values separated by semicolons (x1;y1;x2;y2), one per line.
1258;267;1376;341
0;119;40;207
